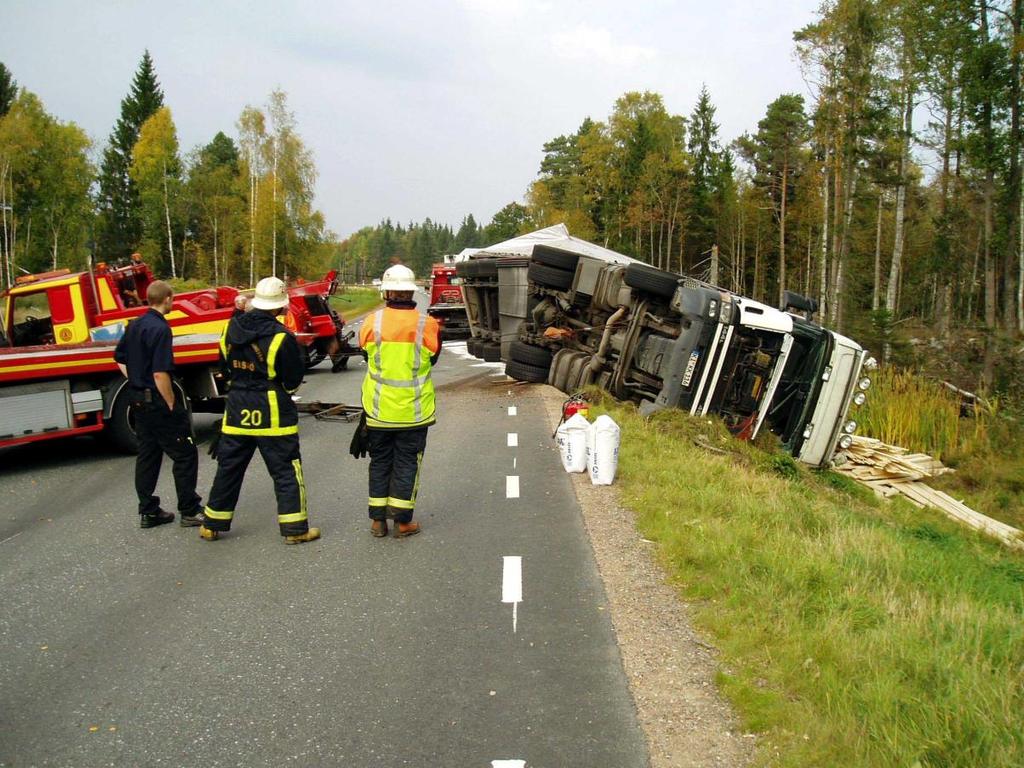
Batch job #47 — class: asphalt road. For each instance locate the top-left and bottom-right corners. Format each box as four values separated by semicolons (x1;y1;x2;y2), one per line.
0;295;649;768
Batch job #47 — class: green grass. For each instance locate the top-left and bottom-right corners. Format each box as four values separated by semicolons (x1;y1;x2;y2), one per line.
330;286;382;321
587;390;1024;767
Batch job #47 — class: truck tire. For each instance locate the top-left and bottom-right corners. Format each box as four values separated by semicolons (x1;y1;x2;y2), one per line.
532;245;580;272
509;341;553;369
475;258;499;278
105;388;138;454
103;382;191;455
468;338;483;358
505;359;549;383
481;342;502;362
528;263;574;291
624;263;680;299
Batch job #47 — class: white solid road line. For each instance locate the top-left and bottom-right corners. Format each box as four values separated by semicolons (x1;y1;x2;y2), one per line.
507;432;518;448
506;475;520;499
491;761;526;768
507;406;517;416
502;555;523;634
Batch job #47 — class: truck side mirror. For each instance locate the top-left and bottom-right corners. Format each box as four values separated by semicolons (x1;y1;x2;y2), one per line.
782;290;818;320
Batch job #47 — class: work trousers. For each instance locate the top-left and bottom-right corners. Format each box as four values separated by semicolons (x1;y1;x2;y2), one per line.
204;433;309;536
367;427;428;524
132;398;201;517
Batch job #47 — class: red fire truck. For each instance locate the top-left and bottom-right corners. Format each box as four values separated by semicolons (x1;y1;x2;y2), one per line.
427;263;470;340
0;259;357;452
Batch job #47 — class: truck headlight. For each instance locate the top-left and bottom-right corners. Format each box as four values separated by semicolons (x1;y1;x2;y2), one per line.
708;299;718;318
843;420;857;434
852;391;867;406
858;377;871;391
838;434;853;449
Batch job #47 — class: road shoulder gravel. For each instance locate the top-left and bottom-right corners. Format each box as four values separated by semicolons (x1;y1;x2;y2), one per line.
538;384;755;768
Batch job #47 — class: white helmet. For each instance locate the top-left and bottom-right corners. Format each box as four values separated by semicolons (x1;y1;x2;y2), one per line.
381;264;418;293
251;276;289;310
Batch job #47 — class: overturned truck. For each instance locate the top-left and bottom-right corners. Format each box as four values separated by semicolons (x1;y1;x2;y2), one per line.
459;225;874;468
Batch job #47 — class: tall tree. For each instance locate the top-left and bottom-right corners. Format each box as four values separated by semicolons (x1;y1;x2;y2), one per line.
454;214;482;250
687;85;723;259
0;63;16;118
130;106;182;277
0;90;93;281
95;51;164;261
739;94;809;305
186;132;242;283
484;202;530;242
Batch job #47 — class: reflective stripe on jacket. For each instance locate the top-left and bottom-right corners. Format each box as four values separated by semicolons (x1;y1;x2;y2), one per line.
221;319;302;437
359;307;441;429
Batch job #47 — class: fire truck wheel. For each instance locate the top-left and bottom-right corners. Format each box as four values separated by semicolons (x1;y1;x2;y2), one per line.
481;342;502;362
527;263;574;291
509;341;553;369
531;245;580;272
505;359;549;383
474;258;499;278
624;263;680;299
468;338;484;358
105;390;138;454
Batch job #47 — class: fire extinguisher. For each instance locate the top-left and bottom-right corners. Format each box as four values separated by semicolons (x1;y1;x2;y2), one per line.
552;394;591;439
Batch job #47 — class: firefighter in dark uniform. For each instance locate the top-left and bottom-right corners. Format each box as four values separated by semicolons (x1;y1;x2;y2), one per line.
199;277;320;544
113;280;204;528
359;264;441;539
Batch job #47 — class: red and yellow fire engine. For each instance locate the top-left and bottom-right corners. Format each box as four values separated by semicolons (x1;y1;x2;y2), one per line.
0;259;357;452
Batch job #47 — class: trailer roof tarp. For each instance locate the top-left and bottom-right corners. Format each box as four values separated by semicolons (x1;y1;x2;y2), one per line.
453;224;640;265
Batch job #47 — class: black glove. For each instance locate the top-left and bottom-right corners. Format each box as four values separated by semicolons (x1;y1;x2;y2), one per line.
207;421;222;459
349;411;369;459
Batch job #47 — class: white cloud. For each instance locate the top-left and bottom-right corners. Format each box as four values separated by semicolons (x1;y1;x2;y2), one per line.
550;24;657;67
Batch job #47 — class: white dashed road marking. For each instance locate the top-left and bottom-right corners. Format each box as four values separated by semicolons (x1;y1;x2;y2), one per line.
507;406;517;416
502;556;523;634
507;432;518;448
492;761;526;768
505;475;520;499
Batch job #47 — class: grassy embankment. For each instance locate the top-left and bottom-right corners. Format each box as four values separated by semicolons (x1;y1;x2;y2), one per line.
329;286;382;321
589;389;1024;767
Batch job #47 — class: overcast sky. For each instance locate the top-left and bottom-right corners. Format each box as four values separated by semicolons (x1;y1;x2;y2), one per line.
4;0;821;239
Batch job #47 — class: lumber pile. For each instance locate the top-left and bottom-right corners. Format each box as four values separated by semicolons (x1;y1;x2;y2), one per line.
835;436;1024;551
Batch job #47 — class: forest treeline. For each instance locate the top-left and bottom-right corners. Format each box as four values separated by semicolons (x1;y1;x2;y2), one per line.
347;0;1024;358
0;52;332;288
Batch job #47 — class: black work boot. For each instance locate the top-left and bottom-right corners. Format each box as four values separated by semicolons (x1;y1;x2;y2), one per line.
140;510;175;529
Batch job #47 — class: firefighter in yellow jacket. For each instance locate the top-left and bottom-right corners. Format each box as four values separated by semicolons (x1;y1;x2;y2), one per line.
359;264;441;538
199;276;320;544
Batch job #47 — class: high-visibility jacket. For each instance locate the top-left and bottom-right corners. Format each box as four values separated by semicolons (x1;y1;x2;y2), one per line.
220;310;304;437
359;305;441;429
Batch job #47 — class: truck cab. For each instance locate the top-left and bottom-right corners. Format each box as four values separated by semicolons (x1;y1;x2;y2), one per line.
2;270;95;348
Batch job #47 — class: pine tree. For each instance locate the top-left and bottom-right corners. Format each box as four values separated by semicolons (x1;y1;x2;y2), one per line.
687;85;723;259
95;51;164;260
0;63;16;118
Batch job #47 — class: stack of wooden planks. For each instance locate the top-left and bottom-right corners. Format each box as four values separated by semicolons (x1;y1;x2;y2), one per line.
835;436;1024;551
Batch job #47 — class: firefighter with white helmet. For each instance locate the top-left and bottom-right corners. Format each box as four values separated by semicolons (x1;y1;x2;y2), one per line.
199;276;320;544
356;264;441;538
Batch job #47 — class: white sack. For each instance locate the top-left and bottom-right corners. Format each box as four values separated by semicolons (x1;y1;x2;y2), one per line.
556;413;590;473
587;414;620;485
